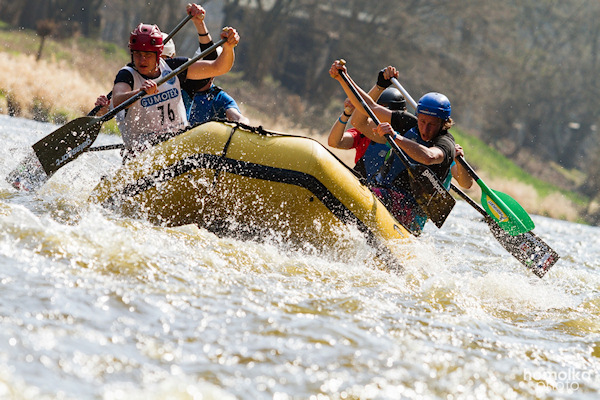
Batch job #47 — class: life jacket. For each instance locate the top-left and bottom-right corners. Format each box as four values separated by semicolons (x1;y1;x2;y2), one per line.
355;128;419;187
354;141;393;183
188;85;228;125
357;127;452;190
115;58;188;151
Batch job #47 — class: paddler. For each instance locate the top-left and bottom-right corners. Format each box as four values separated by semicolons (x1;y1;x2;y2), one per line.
103;3;240;162
182;6;250;125
329;60;470;233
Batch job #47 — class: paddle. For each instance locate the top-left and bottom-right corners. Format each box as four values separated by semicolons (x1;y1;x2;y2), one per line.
455;155;534;236
12;37;226;187
5;15;198;191
336;63;455;228
86;143;124;152
450;183;558;278
390;77;535;236
390;78;417;112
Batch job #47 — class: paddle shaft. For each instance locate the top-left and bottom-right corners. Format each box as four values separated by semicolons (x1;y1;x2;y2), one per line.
86;144;124;152
164;13;193;43
390;77;417;111
450;182;489;220
88;14;194;117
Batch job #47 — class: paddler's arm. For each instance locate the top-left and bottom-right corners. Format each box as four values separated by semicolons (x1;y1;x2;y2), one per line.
192;4;218;61
186;27;239;80
327;98;355;149
349;66;398;144
348;85;384;143
452;144;474;189
329;60;393;126
189;3;212;46
375;122;447;166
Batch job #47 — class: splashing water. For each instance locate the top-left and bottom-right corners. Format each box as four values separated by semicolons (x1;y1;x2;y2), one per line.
1;115;599;399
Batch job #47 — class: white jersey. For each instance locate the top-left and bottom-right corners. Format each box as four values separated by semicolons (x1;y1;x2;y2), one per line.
114;58;188;151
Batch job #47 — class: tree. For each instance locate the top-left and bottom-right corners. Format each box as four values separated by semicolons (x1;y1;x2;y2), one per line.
1;0;600;204
35;19;57;61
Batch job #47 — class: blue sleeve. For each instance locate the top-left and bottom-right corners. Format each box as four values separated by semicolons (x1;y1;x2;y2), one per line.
216;91;240;112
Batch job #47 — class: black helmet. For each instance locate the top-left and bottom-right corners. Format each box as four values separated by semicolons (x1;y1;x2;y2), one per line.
377;88;406;110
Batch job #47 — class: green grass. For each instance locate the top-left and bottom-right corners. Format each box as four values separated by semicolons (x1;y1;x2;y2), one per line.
451;127;588;205
100;119;121;136
0;28;40;54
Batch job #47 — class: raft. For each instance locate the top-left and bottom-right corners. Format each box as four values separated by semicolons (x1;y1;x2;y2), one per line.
89;121;411;264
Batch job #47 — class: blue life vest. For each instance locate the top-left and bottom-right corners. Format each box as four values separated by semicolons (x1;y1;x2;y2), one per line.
360;141;394;183
359;127;424;187
443;162;454;190
188;85;240;125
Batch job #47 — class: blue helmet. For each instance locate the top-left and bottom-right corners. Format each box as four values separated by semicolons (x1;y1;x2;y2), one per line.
416;92;451;120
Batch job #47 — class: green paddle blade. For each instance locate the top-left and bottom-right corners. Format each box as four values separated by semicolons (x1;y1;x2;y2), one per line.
32;116;102;176
481;188;535;236
454;156;535;236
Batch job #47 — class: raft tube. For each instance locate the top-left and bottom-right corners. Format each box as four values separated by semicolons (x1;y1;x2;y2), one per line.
89;121;411;265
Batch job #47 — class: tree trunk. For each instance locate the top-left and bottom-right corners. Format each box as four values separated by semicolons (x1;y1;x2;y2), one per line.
36;35;46;61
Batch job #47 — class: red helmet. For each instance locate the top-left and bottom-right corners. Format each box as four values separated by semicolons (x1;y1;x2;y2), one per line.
129;23;163;58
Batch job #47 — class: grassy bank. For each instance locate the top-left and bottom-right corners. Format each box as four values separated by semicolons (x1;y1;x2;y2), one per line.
0;22;127;131
451;129;586;222
0;23;590;223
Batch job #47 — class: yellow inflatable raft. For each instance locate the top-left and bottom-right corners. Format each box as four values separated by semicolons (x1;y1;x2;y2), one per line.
89;121;410;265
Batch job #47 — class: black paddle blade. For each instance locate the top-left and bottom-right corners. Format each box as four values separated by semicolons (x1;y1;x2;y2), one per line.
487;217;559;278
408;165;456;228
32;116;102;176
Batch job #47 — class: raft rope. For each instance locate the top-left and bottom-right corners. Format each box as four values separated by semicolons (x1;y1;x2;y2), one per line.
209;122;238;190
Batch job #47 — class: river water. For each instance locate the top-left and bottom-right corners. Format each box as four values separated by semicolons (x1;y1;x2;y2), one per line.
0;114;599;400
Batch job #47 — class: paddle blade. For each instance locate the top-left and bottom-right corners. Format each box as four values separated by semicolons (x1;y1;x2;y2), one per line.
5;149;49;191
32;116;102;176
486;217;559;278
481;189;535;236
408;165;456;228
